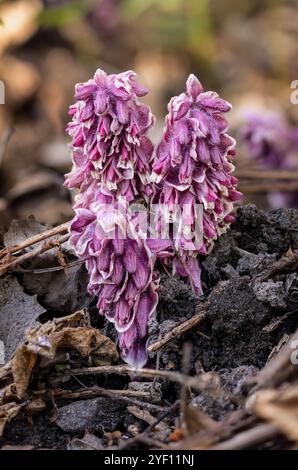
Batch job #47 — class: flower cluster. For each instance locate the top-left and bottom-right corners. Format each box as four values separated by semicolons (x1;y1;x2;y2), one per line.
70;204;160;367
152;74;242;294
239;111;292;170
65;69;154;202
65;69;241;366
239;109;298;209
65;69;158;366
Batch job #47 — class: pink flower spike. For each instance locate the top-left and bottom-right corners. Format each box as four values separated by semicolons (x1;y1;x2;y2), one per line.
152;74;242;294
65;68;155;203
65;70;242;368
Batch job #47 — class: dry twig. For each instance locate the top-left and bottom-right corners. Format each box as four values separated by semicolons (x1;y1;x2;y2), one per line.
119;400;180;450
210;423;279;450
53;387;151;401
235;169;298;181
67;364;207;392
53;385;164;413
250;327;298;390
0;222;69;257
253;250;298;283
239;182;298;194
0;233;69;276
148;308;207;353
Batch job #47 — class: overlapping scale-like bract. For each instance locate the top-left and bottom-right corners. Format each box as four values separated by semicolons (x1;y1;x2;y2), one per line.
65;69;157;367
65;70;241;366
152;74;242;294
65;69;154;202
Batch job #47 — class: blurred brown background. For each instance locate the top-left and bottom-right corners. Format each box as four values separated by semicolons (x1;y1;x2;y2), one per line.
0;0;298;231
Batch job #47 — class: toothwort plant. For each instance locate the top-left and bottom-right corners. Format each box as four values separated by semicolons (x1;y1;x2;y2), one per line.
152;75;241;295
65;69;241;367
239;109;298;208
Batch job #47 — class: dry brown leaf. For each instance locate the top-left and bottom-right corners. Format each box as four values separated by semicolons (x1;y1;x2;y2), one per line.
0;383;17;405
42;309;88;330
0;363;12;382
53;328;118;365
23;310;88;358
0;402;22;437
253;386;298;440
6;310;118;398
0;308;118;435
11;346;37;398
25;313;118;365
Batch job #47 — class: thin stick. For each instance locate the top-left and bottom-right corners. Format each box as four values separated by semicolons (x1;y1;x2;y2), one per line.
0;222;69;257
235;169;298;181
253;250;298;283
53;387;151;401
251;327;298;389
119;400;180;450
210;423;279;450
0;234;69;276
55;384;164;413
17;259;83;274
171;409;251;450
67;364;206;392
239;182;298;193
148;309;207;353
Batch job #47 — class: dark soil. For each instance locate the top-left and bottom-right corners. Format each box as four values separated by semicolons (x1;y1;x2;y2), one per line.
3;410;69;450
152;204;298;372
1;204;298;449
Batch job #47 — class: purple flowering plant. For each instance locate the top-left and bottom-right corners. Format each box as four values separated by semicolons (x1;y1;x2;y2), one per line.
239;109;298;209
65;69;241;367
239;110;293;170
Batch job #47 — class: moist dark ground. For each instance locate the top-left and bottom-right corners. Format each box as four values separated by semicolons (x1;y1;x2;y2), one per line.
1;204;298;449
